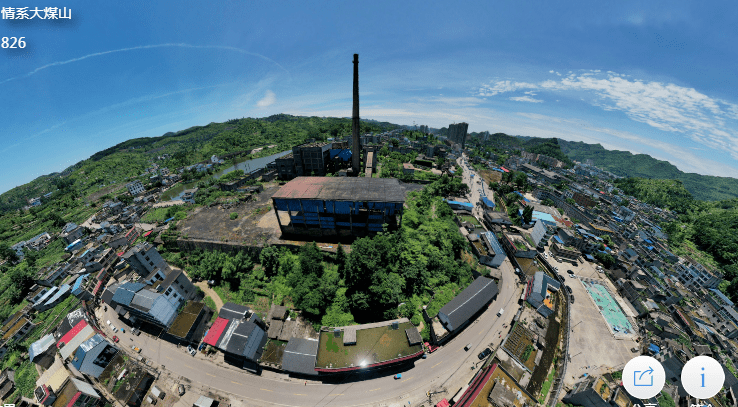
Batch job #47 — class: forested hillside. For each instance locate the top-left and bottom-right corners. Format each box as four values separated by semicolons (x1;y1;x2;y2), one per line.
559;140;738;201
0;115;397;212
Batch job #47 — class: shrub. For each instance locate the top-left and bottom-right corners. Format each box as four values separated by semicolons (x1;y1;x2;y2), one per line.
230;212;238;220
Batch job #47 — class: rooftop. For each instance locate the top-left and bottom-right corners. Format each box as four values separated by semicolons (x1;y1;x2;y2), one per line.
315;318;423;370
272;177;406;203
167;301;205;338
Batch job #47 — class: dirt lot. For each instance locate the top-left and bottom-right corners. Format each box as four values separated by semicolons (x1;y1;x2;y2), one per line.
178;185;281;245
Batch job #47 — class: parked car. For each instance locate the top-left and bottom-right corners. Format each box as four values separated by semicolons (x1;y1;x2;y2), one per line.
565;286;572;294
120;328;125;333
187;345;196;356
177;384;185;396
570;295;575;304
394;373;402;380
567;269;574;275
478;348;492;360
112;336;119;343
131;328;141;336
111;325;117;333
464;343;473;351
106;320;111;326
131;346;141;353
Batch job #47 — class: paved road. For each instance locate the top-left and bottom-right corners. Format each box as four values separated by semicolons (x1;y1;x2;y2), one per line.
99;262;521;407
458;156;492;219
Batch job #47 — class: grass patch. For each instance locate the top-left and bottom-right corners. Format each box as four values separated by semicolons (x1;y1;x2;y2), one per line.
538;357;558;403
203;296;218;322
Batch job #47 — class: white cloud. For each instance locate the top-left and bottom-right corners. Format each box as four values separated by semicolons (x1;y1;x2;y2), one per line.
479;71;738;160
510;96;543;103
256;90;276;107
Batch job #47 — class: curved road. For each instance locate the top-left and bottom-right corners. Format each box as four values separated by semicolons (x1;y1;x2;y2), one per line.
98;158;522;406
99;260;520;407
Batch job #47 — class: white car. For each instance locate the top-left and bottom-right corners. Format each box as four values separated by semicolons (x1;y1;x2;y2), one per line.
106;320;111;326
111;325;117;333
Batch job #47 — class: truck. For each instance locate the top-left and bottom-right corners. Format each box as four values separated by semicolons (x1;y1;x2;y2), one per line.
497;309;504;317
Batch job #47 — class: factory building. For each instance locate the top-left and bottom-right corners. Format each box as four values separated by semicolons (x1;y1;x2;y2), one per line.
271;177;405;237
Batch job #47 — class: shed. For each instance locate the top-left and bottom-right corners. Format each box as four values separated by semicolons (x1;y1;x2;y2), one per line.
267;320;283;340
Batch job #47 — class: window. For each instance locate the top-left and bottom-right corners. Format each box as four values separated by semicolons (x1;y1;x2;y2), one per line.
173;293;178;298
165;287;172;295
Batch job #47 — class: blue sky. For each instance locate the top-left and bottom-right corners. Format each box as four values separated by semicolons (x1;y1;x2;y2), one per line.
2;0;738;193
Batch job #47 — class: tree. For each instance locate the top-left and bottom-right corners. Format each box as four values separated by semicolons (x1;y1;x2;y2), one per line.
0;243;19;263
259;245;280;277
335;244;347;279
47;212;65;227
23;247;39;267
541;198;555;207
522;206;533;225
566;197;576;205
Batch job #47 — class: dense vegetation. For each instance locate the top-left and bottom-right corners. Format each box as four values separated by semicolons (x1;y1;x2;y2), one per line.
614;178;698;214
160;175;474;338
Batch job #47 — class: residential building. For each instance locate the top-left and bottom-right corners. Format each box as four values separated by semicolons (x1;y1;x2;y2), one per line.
479;231;507;268
448;122;469;149
126;180;145;196
500;232;538;258
181;188;198;204
525;271;560;318
675;259;723;289
201;303;268;369
121;242;167;279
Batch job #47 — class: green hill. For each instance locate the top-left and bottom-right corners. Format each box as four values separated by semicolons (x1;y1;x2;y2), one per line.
0;115;397;213
558;140;738;202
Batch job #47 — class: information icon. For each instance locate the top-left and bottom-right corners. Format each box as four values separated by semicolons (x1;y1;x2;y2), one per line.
681;356;725;399
623;356;666;399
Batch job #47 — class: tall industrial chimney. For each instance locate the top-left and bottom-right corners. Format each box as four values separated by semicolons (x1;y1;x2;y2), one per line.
351;54;361;174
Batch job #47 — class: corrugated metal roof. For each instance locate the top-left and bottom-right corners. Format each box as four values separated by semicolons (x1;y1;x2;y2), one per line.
29;334;56;361
44;284;70;306
203;318;229;346
60;325;95;359
438;277;499;332
282;338;319;376
111;282;145;306
57;319;88;348
148;295;177;326
79;342;118;378
272;177;406;203
131;289;159;311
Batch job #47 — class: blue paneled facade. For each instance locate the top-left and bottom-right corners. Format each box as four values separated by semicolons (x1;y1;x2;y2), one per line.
272;198;404;237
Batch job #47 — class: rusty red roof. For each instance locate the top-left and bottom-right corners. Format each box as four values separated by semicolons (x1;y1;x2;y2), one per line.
271;177;405;202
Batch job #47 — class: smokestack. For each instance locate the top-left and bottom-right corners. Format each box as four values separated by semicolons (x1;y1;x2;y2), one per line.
351;54;361;174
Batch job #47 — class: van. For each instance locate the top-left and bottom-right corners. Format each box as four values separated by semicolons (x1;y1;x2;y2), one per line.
464;343;473;351
497;309;504;316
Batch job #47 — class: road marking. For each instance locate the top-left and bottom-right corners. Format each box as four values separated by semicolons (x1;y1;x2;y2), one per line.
260;388;273;392
184;365;194;369
332;394;343;396
206;373;216;377
293;393;306;396
165;356;173;360
368;388;381;392
431;361;442;369
401;376;413;383
231;381;242;385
